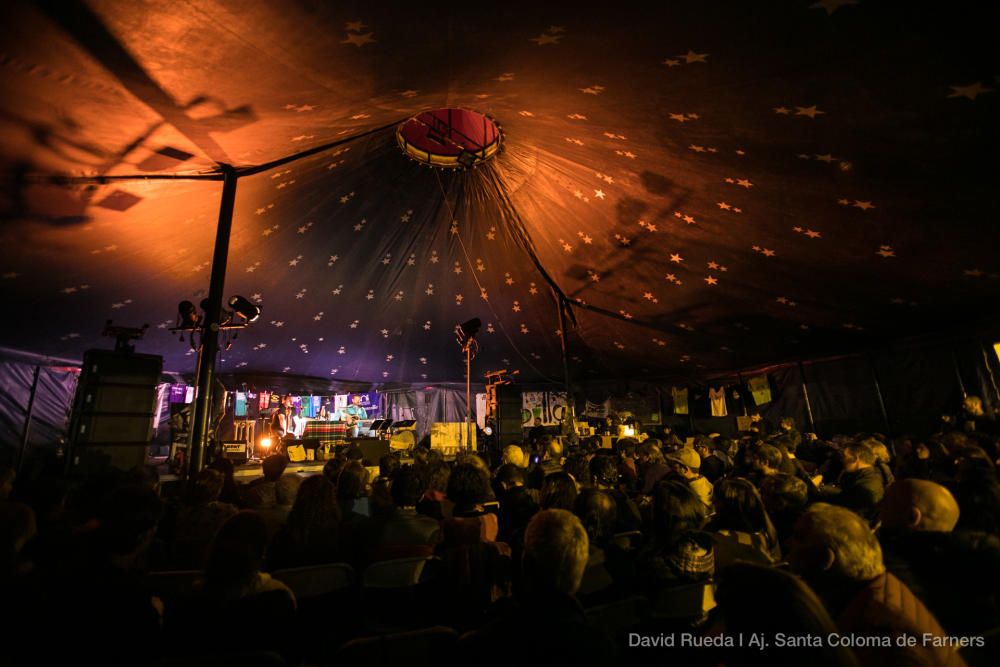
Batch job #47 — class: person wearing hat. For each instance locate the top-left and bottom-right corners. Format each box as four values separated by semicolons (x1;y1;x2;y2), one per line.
665;447;714;507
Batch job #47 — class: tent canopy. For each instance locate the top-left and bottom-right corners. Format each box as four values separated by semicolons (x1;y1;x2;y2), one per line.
2;0;999;386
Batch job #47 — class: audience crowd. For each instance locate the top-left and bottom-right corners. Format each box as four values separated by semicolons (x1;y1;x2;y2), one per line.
1;402;999;666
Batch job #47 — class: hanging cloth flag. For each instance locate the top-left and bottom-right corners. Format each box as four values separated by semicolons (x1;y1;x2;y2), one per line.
749;375;772;406
672;387;689;415
709;387;728;417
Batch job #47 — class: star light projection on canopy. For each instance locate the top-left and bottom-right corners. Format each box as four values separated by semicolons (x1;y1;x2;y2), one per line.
0;0;998;385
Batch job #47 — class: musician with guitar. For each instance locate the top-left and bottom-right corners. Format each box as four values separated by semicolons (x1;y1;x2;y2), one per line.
340;393;368;437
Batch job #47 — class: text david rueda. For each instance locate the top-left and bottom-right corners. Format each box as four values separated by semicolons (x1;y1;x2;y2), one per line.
628;633;986;649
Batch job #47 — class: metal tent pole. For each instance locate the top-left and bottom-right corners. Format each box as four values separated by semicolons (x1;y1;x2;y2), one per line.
17;366;42;474
189;164;238;476
465;342;473;453
798;361;817;434
556;296;576;436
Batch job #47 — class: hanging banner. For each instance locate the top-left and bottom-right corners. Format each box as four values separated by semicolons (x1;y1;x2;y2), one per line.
583;399;610;418
708;387;728;417
522;391;569;426
671;387;689;415
749;374;772;406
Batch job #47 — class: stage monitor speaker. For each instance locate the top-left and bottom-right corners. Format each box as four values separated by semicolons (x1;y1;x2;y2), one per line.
348;438;390;466
68;349;162;474
495;385;523;447
221;441;249;464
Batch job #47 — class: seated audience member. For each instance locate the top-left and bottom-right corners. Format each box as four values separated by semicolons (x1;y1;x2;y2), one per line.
951;449;1000;535
563;454;592;490
457;510;616;665
202;511;294;604
752;443;784;481
244;454;288;509
266;474;341;570
894;437;934;481
827;442;886;524
638;442;672;495
258;472;301;539
494;464;539;543
321;456;346;486
365;466;441;562
615;438;640;491
180;511;295;658
370;453;400;517
539;471;579;511
714;563;861;667
590;454;642;533
443;463;498;544
638;481;715;589
416;460;453;520
788;503;965;667
573;489;632;604
708;478;781;566
54;484;165;665
879;479;1000;637
759;473;809;554
171;469;238;569
867;439;896;490
0;501;36;582
699;438;736;484
664;447;714;507
337;462;372;567
527;436;565;489
207;456;242;507
501;444;528;469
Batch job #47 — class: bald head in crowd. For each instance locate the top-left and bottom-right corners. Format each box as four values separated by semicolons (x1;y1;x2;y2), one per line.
880;479;960;533
789;503;885;584
522;509;589;595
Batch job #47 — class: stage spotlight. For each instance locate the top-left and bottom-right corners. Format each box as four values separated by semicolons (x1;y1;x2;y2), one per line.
483;425;493;436
456;317;482;344
260;436;272;449
228;295;261;322
177;300;198;327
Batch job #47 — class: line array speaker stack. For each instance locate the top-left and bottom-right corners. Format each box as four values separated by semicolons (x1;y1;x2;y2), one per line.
68;349;163;474
495;384;523;448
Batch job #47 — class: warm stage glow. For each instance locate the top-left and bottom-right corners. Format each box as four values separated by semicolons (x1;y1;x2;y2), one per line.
260;436;272;449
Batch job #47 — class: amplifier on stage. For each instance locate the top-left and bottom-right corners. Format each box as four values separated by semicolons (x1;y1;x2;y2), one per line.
221;441;249;464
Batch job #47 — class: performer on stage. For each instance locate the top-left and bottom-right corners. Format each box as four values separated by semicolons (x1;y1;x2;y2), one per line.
340;393;368;437
270;394;293;448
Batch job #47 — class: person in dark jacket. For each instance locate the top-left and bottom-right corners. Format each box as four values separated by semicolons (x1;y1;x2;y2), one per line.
827;442;885;524
880;478;1000;641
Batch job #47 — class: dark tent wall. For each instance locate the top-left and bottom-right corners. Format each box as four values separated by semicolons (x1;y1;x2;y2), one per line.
0;356;78;465
380;387;470;443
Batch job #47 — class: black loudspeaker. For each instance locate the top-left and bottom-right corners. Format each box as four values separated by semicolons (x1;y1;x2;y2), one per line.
221;441;248;464
68;349;162;474
495;385;523;447
348;438;390;466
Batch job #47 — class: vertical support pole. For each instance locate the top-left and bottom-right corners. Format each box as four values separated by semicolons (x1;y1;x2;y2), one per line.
189;164;238;476
556;296;576;437
951;346;968;398
465;342;472;452
737;372;748;416
869;354;892;437
798;361;817;434
17;366;42;474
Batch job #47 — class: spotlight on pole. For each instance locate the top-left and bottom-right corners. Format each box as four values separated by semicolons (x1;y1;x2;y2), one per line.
228;295;261;323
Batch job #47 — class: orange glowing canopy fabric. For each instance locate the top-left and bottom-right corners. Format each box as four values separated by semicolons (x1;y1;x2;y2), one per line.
0;0;998;384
